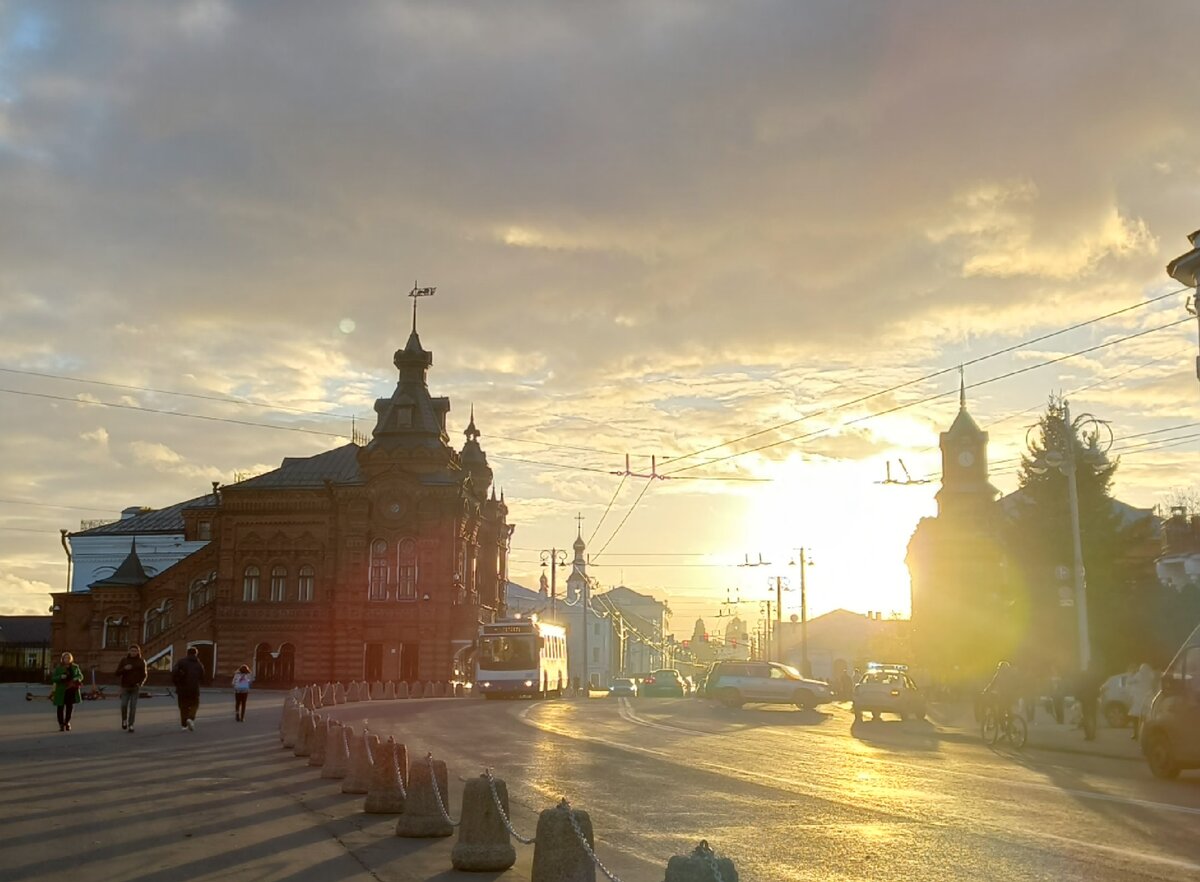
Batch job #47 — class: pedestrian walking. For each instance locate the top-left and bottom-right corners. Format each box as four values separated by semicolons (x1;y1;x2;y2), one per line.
1127;662;1158;741
52;651;84;732
232;664;253;721
1076;663;1104;741
114;644;148;732
171;646;206;731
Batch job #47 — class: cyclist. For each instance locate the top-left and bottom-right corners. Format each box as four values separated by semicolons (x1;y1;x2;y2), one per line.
980;660;1018;726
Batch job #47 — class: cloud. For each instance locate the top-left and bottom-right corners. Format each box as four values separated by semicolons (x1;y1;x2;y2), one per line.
0;571;53;616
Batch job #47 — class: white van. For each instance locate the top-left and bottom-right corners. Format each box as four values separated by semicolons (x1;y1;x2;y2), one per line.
1141;622;1200;779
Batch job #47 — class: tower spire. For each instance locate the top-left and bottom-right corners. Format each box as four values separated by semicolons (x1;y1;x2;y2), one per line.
408;281;437;333
959;365;966;410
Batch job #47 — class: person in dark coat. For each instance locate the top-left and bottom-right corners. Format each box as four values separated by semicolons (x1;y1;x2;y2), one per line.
51;652;84;732
171;647;206;731
114;644;148;732
1076;662;1105;741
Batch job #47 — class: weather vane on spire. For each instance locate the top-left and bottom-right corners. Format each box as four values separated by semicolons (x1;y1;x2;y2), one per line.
409;281;437;333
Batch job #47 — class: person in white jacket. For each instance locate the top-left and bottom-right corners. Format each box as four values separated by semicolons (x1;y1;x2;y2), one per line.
232;665;253;722
1127;663;1158;741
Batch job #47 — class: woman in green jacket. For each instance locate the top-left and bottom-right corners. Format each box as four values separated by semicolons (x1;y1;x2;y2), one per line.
52;652;84;732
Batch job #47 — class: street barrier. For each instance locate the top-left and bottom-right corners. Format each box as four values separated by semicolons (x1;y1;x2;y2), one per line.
452;772;518;871
276;682;739;881
384;680;396;700
334;682;347;705
307;715;329;767
395;753;453;838
293;709;314;758
321;722;349;779
342;730;375;794
364;735;407;814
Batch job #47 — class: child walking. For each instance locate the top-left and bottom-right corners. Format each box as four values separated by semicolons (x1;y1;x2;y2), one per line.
232;664;253;721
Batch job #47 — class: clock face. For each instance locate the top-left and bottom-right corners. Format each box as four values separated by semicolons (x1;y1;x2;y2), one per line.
957;450;975;467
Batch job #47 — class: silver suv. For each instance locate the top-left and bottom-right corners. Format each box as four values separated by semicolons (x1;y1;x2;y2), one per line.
706;661;833;710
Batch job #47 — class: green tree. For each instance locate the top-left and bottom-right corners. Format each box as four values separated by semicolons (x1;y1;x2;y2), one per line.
1004;396;1154;671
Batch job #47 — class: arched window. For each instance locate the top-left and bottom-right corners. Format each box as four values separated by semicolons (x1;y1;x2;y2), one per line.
298;565;315;602
144;600;173;640
103;616;129;649
397;539;417;600
188;572;217;613
269;565;287;602
243;565;260;602
368;539;388;600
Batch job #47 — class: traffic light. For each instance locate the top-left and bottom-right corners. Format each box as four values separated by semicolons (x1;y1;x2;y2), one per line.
703;632;709;642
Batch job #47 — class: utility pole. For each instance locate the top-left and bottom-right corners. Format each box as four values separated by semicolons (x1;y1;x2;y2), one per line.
581;575;591;694
798;548;811;678
539;548;567;621
1062;401;1091;672
775;576;783;663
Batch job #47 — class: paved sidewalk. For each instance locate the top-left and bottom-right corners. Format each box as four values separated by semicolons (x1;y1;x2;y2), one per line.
0;684;526;882
925;701;1144;762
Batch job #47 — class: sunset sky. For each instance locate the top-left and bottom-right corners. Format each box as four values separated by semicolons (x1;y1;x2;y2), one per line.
3;1;1200;637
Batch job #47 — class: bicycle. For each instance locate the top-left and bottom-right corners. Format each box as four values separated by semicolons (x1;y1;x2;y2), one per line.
980;706;1028;749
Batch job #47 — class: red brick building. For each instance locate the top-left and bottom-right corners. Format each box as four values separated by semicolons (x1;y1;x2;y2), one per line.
51;325;512;686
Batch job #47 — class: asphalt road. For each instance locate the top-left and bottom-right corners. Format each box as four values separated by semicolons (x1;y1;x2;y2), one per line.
336;696;1200;882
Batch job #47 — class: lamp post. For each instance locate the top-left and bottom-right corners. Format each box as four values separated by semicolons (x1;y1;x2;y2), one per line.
539;549;567;621
1028;400;1111;672
1166;229;1200;385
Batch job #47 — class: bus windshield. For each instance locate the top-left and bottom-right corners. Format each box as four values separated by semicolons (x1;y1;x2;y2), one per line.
478;635;537;671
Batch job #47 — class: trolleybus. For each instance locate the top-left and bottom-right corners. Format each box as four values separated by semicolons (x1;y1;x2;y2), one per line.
475;616;567;699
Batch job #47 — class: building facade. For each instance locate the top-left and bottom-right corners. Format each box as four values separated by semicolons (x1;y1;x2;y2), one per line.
51;324;512;687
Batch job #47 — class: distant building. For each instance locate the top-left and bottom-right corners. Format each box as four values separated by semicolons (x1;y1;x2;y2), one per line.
0;615;52;681
51;322;513;687
774;609;907;682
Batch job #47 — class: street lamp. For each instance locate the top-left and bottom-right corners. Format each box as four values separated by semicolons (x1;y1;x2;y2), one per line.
1027;400;1112;672
1166;229;1200;385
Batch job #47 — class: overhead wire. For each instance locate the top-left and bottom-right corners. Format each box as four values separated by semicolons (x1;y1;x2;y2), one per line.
663;286;1190;470
587;473;628;545
591;477;655;561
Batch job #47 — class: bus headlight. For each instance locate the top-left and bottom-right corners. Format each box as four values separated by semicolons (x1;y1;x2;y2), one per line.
482;681;491;688
524;680;534;688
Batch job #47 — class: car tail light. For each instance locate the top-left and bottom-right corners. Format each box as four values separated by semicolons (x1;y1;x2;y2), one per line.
644;677;656;685
890;690;900;696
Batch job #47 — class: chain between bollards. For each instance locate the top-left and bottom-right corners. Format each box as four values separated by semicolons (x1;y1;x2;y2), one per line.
483;767;535;845
428;753;462;827
695;840;726;882
562;798;623;882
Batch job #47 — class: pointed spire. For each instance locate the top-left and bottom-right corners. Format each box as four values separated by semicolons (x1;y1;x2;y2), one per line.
464;403;480;442
959;365;966;410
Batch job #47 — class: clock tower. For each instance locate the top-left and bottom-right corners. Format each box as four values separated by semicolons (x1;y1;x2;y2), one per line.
935;374;998;520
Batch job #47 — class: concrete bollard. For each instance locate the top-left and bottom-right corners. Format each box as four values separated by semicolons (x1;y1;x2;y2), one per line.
314;684;326;709
318;683;332;706
321;722;349;779
384;680;396;700
423;680;435;698
664;841;739;882
395;754;453;838
455;682;466;698
371;680;384;700
351;681;363;702
364;736;407;814
432;681;446;698
281;699;301;749
293;710;315;758
308;715;330;767
451;774;518;871
300;685;314;710
334;682;347;705
342;730;375;794
410;680;424;699
531;800;596;882
396;680;410;699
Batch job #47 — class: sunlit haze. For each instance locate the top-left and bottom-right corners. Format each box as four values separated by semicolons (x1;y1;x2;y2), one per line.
3;1;1200;641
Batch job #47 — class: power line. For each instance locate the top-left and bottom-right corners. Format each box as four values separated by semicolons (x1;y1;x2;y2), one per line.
667;315;1193;475
0;365;357;419
0;498;118;514
592;478;655;561
587;474;627;545
664;286;1190;470
0;387;349;439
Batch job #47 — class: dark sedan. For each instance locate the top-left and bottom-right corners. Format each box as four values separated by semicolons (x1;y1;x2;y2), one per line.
640;669;687;697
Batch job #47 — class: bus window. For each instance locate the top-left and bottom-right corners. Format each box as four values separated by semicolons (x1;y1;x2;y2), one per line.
478;636;536;671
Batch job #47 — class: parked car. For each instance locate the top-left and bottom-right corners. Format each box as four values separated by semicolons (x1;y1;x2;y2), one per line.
1099;672;1134;728
608;678;638;698
640;669;687;697
706;661;833;710
1141;622;1200;779
852;665;926;722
